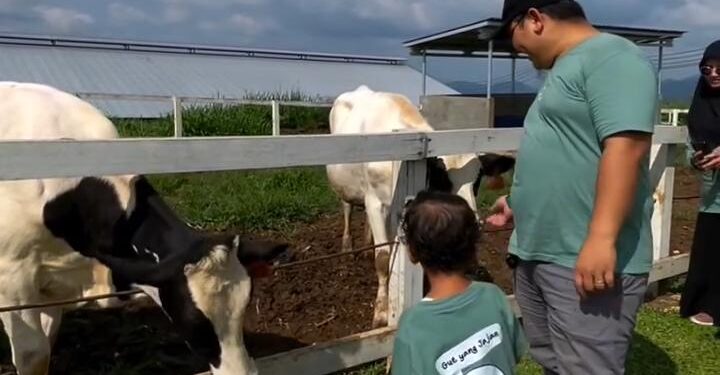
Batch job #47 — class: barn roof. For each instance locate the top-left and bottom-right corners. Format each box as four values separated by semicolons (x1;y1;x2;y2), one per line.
403;17;686;58
0;33;457;118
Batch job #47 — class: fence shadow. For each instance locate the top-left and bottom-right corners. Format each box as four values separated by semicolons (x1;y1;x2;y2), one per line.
626;332;677;375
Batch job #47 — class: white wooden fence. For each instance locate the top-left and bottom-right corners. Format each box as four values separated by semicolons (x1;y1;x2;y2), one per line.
74;92;334;137
660;108;689;127
0;126;689;375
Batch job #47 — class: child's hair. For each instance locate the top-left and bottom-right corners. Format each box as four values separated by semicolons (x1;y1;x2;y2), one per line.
400;190;481;273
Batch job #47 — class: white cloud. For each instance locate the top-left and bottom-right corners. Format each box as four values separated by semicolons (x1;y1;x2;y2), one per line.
33;6;94;32
650;0;720;28
108;3;149;24
163;6;189;23
200;13;273;36
228;14;270;34
160;0;260;7
109;2;187;25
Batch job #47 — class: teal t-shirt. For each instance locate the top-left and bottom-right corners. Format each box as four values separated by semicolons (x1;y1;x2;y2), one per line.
685;139;720;213
508;32;658;275
391;282;526;375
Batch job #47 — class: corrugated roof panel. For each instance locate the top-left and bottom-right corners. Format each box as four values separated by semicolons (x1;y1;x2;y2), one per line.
0;44;456;118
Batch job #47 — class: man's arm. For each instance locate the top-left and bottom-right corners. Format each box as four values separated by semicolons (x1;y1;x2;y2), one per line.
589;133;652;243
575;50;658;297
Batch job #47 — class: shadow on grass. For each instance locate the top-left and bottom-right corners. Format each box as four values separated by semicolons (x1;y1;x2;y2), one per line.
626;332;677;375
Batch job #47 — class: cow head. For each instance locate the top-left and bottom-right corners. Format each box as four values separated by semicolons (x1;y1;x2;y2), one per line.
425;152;515;217
476;153;516;193
43;175;290;374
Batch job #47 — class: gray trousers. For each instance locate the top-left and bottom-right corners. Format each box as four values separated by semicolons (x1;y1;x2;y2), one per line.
513;260;648;375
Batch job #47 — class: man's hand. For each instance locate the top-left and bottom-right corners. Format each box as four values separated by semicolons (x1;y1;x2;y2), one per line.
699;150;720;170
486;195;513;228
574;235;617;299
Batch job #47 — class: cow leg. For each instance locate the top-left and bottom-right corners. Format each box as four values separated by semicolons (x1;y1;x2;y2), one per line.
40;307;62;347
341;201;353;252
0;307;50;375
363;214;373;245
365;195;390;328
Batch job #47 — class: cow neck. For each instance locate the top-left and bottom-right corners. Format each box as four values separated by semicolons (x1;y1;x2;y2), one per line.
127;177;206;263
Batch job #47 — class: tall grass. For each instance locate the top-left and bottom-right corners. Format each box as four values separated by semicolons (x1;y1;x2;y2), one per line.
115;91;330;138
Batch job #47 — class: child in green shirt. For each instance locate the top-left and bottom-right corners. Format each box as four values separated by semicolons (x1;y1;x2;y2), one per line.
391;191;526;375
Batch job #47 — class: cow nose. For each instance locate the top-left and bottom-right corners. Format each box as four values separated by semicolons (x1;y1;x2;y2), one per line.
273;248;294;265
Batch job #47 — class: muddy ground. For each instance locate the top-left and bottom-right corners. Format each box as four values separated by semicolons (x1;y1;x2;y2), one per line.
0;168;702;374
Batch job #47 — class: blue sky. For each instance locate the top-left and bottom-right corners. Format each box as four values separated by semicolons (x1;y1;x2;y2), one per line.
0;0;717;84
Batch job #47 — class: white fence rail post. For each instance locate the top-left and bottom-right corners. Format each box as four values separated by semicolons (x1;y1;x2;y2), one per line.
648;143;676;297
172;96;183;138
271;100;281;136
388;159;427;327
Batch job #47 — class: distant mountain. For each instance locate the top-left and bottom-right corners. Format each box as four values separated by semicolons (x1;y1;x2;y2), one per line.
444;76;697;106
661;77;697;104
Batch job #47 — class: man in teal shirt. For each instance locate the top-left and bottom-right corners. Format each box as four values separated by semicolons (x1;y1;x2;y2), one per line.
487;1;658;374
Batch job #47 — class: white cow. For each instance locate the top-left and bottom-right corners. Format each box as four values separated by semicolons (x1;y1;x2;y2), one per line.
0;82;288;375
326;85;515;327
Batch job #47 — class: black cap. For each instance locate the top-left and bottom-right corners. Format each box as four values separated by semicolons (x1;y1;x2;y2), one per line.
493;0;565;40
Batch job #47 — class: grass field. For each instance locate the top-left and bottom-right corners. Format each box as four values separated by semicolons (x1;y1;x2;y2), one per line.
116;102;338;233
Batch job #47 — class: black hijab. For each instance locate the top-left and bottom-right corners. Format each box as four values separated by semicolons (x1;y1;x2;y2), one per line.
688;40;720;148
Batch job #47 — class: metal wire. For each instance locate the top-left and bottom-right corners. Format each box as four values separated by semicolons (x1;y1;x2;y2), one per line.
0;289;144;313
273;241;398;270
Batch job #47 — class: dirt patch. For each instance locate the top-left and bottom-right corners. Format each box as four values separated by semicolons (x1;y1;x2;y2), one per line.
0;168;702;374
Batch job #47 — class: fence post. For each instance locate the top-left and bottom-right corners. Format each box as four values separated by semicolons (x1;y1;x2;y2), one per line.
271;100;280;136
648;143;675;298
388;159;426;327
172;96;183;138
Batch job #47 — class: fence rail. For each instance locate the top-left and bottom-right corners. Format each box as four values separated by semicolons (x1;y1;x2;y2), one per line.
660;108;689;127
0;125;689;375
74;91;334;137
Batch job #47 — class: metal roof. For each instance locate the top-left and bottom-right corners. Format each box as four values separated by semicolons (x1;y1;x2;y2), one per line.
0;34;457;118
403;18;686;58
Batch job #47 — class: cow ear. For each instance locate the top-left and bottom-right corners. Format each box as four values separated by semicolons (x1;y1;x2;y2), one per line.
232;235;241;251
426;157;447;173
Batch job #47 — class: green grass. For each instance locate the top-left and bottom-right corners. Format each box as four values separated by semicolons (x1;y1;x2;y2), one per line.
340;307;720;375
112;102;514;233
113;101;337;233
145;168;338;232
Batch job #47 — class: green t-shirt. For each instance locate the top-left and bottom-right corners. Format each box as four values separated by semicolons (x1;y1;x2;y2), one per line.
685;139;720;213
391;282;526;375
508;32;659;275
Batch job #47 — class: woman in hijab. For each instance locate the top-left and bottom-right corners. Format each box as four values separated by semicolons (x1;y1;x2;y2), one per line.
680;39;720;327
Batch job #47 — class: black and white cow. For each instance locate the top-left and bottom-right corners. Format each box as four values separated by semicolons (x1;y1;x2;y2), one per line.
0;81;288;375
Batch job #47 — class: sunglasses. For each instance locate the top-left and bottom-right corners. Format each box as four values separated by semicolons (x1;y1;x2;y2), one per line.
700;65;720;76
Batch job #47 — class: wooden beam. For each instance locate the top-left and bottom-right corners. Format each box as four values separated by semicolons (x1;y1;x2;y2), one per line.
196;327;396;375
648;253;689;284
388;160;427;326
0;133;426;180
0;126;688;181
